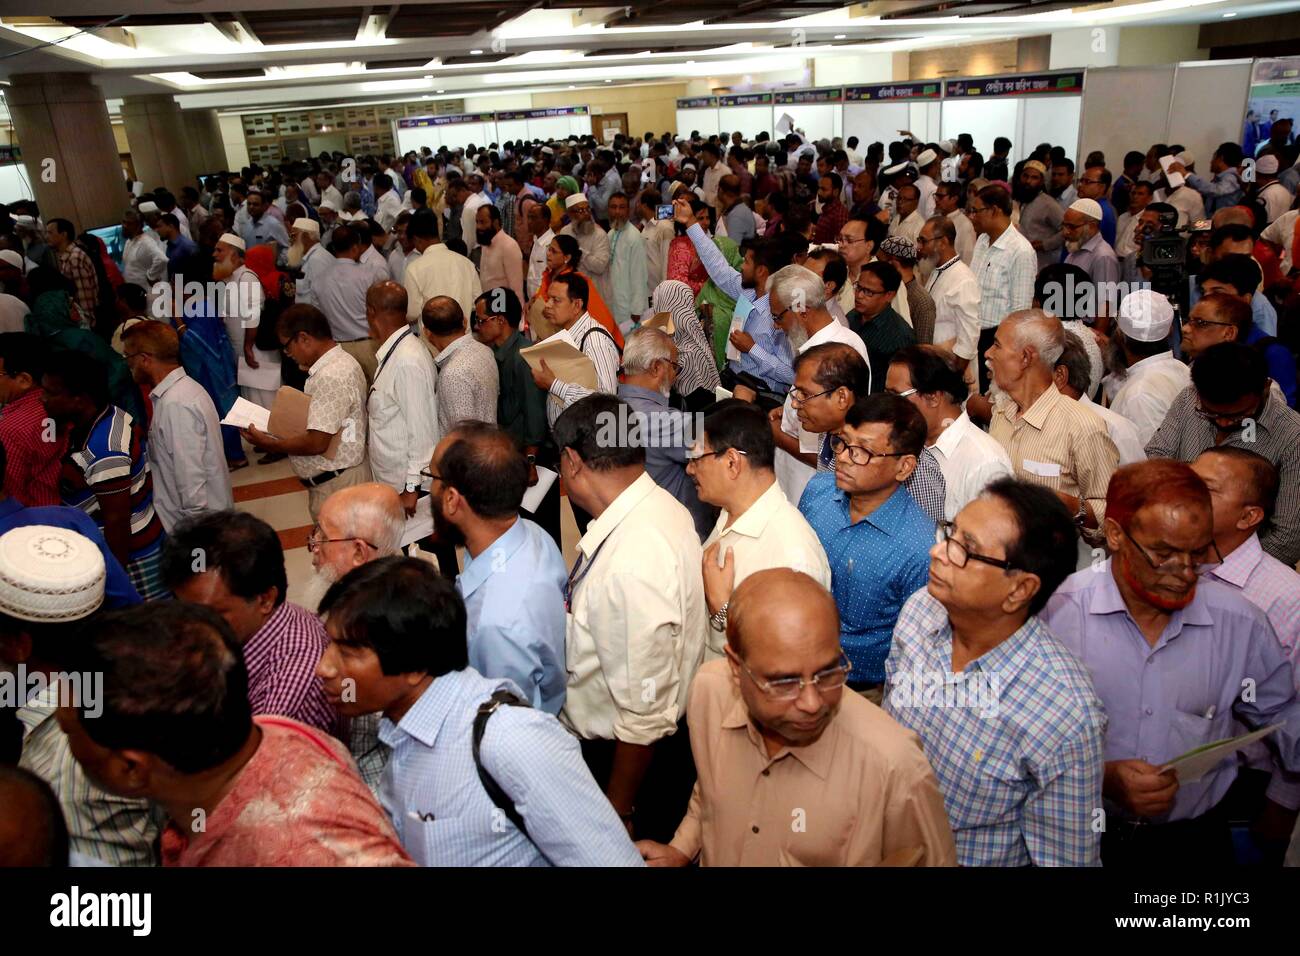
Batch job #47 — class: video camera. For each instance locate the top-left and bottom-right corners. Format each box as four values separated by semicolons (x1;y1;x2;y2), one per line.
1139;207;1193;298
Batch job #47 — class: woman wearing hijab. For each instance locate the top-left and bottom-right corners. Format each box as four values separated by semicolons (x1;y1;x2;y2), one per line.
651;279;720;411
531;234;624;348
548;175;581;232
667;198;717;296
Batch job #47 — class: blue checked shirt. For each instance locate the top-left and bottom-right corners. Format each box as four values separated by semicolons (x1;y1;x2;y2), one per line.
378;667;645;867
798;474;933;683
684;223;793;390
970;225;1037;330
885;589;1108;867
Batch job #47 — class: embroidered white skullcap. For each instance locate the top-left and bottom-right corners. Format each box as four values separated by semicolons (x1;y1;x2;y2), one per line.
1117;289;1175;343
137;201;159;214
1256;155;1280;175
1068;198;1103;221
291;217;319;236
916;149;938;168
0;526;105;623
217;232;246;252
565;192;589;208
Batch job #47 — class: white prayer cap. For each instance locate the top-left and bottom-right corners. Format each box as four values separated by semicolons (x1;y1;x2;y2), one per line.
882;161;910;176
217;232;246;252
12;214;37;228
669;181;688;197
0;525;105;623
0;250;23;271
681;162;696;171
540;146;554;155
1117;289;1175;343
565;192;588;209
319;199;341;213
1256;154;1280;175
291;217;319;236
938;139;956;154
1177;150;1195;169
1068;198;1103;221
137;200;159;214
916;148;938;168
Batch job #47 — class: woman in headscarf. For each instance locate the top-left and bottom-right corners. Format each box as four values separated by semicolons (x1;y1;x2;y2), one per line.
531;234;624;348
652;279;720;411
548;175;580;232
667;198;717;297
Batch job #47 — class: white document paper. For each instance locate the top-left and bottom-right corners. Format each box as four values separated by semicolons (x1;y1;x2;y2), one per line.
776;113;794;135
1021;459;1062;478
220;397;271;432
399;506;434;549
725;296;754;363
1161;723;1283;783
1159;154;1185;190
713;386;733;402
521;465;558;515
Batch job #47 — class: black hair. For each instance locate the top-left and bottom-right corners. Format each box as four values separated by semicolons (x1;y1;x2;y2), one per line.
440;422;527;518
0;765;69;866
161;511;288;608
1199;446;1279;520
862;259;902;294
979;477;1078;615
822;172;842;192
553;393;646;471
843;392;926;456
806;248;847;292
330;223;360;253
551;270;588;310
72;602;252;774
408;209;438;240
1215;142;1244;167
1200;253;1262;296
551;233;582;271
319;556;468;677
1191;342;1268;405
1194;291;1252;338
0;332;50;383
994;137;1012;154
48;218;76;241
977;183;1013;216
276;302;333;341
703;399;775;471
1208;224;1255;253
476;287;523;327
1123;150;1145;169
794;342;870;396
43;350;109;410
890;345;969;404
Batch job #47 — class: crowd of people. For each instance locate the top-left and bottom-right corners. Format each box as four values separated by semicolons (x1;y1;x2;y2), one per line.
1;119;1300;868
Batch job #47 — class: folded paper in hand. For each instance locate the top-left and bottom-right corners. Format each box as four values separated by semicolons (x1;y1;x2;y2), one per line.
220;397;271;432
519;328;598;391
268;386;342;459
521;465;558;514
1158;154;1185;190
1160;723;1282;784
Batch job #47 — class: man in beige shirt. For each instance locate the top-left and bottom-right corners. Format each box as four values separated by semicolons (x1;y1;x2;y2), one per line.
689;401;830;658
636;568;957;867
986;310;1119;537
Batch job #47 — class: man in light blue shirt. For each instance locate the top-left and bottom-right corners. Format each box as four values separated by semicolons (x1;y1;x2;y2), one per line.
239;190;291;260
431;422;568;714
316;553;643;867
606;192;648;332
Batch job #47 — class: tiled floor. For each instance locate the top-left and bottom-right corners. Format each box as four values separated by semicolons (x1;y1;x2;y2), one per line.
230;440;581;608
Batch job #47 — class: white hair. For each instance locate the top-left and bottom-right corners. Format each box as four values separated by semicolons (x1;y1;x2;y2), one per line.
768;264;827;314
622;326;675;375
336;493;405;555
1005;309;1065;366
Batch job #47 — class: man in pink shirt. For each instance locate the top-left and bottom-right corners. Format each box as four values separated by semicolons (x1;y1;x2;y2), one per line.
476;205;525;308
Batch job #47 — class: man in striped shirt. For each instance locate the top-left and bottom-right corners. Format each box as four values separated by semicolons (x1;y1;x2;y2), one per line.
968;184;1037;393
46;218;98;317
161;510;338;736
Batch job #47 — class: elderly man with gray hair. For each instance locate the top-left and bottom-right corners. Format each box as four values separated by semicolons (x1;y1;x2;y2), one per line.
617;326;717;539
986;309;1119;543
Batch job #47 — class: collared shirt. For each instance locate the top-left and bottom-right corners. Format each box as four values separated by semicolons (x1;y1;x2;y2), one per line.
387;245;418;286
1043;563;1300;821
798;474;934;683
165;234;198;277
162;716;412;867
561;221;614;307
948;209;976;264
1107;350;1190;446
527;227;555;300
379;667;643;866
929;410;1014;521
1146;386;1300;566
1210;533;1300;680
684;222;792;390
457;518;568;714
240;215;291;258
0;387;64;506
670;658;957;866
701;480;830;657
813;199;848;245
375;189;403;232
493;329;547;450
433;333;499;437
19;682;157;866
403;242;483;322
122;232;168;288
607;221;648;325
850;305;915;393
294;344;367;478
294;243;333;311
1065;232;1120;288
1017;193;1065;271
478;230;525;308
1079;393;1147;465
560;472;707;745
885;589;1107;866
925;256;981;360
147;366;233;531
971;225;1037;329
315;258;377;341
1165;184;1206;227
989;383;1119;521
888;210;926;243
907;445;948;525
545;313;620;429
360;244;391;282
617;383;716;539
1186;167;1243;214
368;325;440;492
243;601;337;734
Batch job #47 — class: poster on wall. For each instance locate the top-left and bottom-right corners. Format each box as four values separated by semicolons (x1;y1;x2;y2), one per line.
844;81;940;102
1241;57;1300;157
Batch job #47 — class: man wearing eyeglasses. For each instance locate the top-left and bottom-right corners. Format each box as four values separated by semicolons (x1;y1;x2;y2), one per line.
1147;342;1300;567
832;216;887;318
849;261;914;394
968;184;1036;394
636;568;957;867
1074;165;1118;247
1042;459;1300;866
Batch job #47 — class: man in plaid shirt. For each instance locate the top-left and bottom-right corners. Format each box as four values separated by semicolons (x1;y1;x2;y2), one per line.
46;218;98;317
885;477;1106;866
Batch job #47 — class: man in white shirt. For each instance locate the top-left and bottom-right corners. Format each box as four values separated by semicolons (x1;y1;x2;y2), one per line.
1104;290;1190;446
214;232;280;410
316;170;345;212
1261;207;1298;276
554;391;707;842
968;183;1037;393
402;209;482;324
886;345;1012;521
1053;331;1146;465
1253;155;1294;225
888;184;926;244
120;210;167;290
689;400;830;659
561;194;614;310
636;191;674;296
386;212;419;286
605;192;648;332
373;175;402;234
934;182;976;265
314;223;384;385
0;252;30;332
914;149;941;221
698;143;725;210
525;203;555;301
459;174;491;255
918;216;981;372
365;281;439;517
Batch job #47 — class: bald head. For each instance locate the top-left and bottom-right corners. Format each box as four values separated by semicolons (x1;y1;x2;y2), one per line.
420;295;466;338
726;568;839;656
318;482;405;556
366;280;409;337
1212;206;1254;230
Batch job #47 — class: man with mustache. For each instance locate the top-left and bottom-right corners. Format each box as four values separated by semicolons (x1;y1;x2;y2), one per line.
1042;459;1300;866
1015;160;1065;272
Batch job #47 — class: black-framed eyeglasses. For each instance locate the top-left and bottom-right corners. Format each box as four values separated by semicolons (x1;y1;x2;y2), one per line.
854;284;886;297
306;525;379;554
967;204;990;216
1183;317;1235;331
659;357;683;375
735;652;852;701
1193;398;1260;429
828;433;905;467
1119;524;1222;575
419;467;444;484
685;446;748;462
790;385;837;407
935;521;1015;571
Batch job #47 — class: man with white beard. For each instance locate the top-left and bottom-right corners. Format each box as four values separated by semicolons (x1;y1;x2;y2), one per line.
214;233;280;411
560;193;615;312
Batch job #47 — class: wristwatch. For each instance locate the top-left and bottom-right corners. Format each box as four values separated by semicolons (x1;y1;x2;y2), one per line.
525;454;536;465
404;480;421;494
709;601;729;633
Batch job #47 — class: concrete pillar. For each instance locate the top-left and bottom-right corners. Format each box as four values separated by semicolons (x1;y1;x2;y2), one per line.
120;93;192;193
5;72;128;230
183;109;226;180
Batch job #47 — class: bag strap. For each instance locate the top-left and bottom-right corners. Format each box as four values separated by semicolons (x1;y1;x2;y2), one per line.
472;689;532;840
579;325;620;357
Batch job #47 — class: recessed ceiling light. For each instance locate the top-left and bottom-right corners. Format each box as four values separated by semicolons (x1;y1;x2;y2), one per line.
568;85;576;89
834;34;847;39
1222;10;1236;15
470;49;483;55
436;89;445;93
605;79;612;83
686;60;695;65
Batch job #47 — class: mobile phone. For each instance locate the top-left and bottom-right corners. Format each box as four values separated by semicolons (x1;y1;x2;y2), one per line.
656;204;674;220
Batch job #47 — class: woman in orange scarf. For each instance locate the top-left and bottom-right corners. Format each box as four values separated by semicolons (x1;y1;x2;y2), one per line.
531;233;624;348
